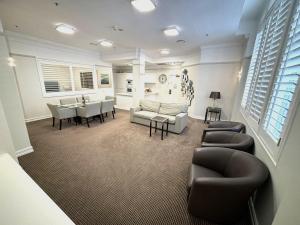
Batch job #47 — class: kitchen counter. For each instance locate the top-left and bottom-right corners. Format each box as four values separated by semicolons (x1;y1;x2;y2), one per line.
116;92;133;97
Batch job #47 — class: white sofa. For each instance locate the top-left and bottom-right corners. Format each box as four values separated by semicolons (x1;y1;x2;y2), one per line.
130;99;188;134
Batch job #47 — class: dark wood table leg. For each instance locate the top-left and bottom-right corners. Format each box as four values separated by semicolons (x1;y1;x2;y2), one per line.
166;120;169;136
155;121;157;133
161;123;164;140
150;120;152;137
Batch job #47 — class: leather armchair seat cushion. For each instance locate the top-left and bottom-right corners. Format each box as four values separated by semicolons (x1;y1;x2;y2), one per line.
134;111;158;120
187;164;223;193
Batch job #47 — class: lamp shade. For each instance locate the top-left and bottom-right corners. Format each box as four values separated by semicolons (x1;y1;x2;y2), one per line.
209;91;221;100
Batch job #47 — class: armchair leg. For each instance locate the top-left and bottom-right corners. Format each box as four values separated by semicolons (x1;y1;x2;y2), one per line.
59;119;62;130
52;117;55;127
86;118;90;128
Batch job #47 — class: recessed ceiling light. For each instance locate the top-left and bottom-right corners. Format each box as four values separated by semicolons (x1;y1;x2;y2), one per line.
164;26;180;36
99;39;113;47
131;0;156;13
160;49;170;55
55;23;77;35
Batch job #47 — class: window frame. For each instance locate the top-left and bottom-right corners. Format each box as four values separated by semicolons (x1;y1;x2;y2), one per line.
37;59;98;97
241;0;300;164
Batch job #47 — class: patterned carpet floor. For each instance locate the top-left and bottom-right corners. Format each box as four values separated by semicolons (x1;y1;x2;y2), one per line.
19;110;250;225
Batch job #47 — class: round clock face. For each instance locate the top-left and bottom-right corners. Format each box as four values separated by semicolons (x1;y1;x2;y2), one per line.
159;74;167;84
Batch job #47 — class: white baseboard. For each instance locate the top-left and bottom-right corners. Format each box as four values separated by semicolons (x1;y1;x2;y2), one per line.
188;114;205;120
249;197;259;225
25;115;51;123
16;146;34;157
115;106;130;111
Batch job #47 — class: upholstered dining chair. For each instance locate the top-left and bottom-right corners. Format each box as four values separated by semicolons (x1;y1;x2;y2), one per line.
77;102;101;127
187;147;269;224
201;131;254;154
202;121;246;142
47;103;76;130
105;96;116;114
60;97;77;105
76;95;90;103
101;99;115;122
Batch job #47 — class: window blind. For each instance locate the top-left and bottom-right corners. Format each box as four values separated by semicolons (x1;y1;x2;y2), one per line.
248;0;293;122
263;1;300;143
42;63;72;93
241;32;263;108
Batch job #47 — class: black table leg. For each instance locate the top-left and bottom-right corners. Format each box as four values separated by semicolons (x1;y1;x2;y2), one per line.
155;121;157;133
150;120;152;137
161;123;164;140
166;121;169;136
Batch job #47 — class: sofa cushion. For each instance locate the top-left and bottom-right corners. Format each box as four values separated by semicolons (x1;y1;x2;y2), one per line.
187;164;223;192
134;111;157;120
159;103;188;116
139;99;160;112
157;114;176;124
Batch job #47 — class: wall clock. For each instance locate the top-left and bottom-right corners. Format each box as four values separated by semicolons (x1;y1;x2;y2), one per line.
158;74;167;84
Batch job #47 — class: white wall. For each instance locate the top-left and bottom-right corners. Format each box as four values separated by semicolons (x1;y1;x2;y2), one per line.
6;31;114;122
183;43;243;120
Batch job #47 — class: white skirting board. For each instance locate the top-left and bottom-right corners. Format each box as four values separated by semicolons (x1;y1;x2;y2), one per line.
25;115;52;123
16;146;34;157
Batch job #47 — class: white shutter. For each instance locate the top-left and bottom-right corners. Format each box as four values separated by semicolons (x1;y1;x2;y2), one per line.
241;32;263;108
248;0;293;122
263;1;300;143
41;63;72;93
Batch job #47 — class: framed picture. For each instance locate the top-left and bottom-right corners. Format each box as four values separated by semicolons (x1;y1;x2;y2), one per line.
97;72;112;88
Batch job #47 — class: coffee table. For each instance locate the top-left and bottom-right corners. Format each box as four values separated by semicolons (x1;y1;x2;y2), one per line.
150;116;169;140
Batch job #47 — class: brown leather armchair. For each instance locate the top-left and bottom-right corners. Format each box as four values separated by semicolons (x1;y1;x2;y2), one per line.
187;147;269;224
201;131;254;154
201;121;246;142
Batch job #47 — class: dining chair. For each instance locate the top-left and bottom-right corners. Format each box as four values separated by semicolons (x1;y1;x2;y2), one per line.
60;97;77;105
105;96;116;114
47;103;77;130
101;99;115;122
77;102;101;127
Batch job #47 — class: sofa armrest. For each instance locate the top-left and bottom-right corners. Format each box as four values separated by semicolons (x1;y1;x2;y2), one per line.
130;107;141;122
175;113;188;133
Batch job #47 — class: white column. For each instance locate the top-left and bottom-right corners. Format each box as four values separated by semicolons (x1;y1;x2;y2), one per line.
0;19;32;159
132;49;145;107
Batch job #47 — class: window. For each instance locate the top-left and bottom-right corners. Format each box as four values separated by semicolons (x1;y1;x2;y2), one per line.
263;3;300;144
241;0;300;162
42;63;72;93
38;60;96;96
242;0;294;123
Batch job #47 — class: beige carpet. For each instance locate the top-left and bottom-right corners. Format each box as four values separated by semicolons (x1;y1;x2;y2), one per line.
19;110;249;225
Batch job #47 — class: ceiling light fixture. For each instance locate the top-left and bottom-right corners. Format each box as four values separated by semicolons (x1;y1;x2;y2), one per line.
164;26;180;37
160;49;170;55
131;0;156;13
99;39;113;47
55;23;77;35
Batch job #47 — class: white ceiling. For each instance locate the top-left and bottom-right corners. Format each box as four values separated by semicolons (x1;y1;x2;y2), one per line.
0;0;254;59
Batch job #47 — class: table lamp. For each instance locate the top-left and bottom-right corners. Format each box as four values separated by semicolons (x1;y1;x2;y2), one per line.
209;91;221;107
